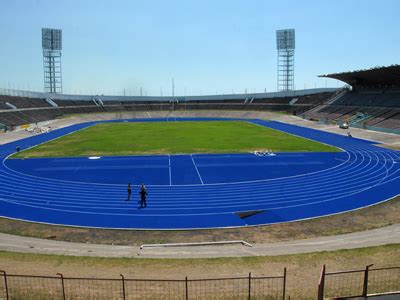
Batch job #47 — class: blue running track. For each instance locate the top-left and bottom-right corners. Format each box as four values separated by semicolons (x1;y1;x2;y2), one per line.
0;118;399;229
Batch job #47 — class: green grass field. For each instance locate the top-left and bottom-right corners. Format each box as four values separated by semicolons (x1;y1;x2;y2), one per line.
13;121;339;158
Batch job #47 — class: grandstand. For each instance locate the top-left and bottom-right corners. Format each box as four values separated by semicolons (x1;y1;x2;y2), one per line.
304;65;400;133
2;65;400;135
0;88;336;129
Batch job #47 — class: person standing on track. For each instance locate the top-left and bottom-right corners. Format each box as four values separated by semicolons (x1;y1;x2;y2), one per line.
126;183;132;201
139;183;147;208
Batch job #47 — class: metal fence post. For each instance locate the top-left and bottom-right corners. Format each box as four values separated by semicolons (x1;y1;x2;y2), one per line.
57;273;66;300
317;265;326;300
248;272;251;300
282;267;287;300
120;274;126;300
185;276;188;300
362;264;373;298
0;270;9;300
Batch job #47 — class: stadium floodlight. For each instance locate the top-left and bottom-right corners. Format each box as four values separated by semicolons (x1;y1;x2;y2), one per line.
276;29;295;92
42;28;63;94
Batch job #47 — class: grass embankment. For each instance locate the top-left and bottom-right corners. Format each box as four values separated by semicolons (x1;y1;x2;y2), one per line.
12;120;339;158
1;244;399;299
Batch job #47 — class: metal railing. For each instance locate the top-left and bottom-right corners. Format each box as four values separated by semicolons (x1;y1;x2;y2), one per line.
0;269;287;299
317;265;400;299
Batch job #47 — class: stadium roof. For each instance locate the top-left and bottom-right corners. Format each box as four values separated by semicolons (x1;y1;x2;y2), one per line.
319;65;400;89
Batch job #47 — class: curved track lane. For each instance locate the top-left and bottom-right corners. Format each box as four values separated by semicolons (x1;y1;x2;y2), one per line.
0;118;399;229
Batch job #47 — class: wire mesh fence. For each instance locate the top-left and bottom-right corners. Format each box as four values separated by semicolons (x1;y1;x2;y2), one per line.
318;265;400;299
1;273;64;300
0;269;286;300
368;267;400;295
322;269;365;298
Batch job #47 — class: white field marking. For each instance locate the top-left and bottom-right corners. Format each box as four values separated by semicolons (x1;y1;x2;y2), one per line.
1;192;399;232
2;175;400;219
0;149;380;195
35;165;169;171
0;153;365;195
1;148;399;196
335;158;347;162
3;150;397;208
3;172;399;213
0;157;371;202
168;155;172;186
0;155;387;205
8;179;394;210
195;161;326;167
0;151;362;195
191;155;204;185
6;155;394;207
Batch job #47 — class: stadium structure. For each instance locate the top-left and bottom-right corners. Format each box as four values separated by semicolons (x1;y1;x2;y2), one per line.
0;63;400;298
0;65;399;132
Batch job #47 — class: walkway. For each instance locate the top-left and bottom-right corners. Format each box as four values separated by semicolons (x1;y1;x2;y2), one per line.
0;224;399;258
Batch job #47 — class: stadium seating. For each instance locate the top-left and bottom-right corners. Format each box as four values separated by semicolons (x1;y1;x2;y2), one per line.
0;95;51;109
303;90;400;130
0;91;346;129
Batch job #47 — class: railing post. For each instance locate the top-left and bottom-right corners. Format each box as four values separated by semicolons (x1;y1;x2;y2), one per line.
120;274;126;300
362;264;373;298
0;270;9;300
317;265;326;300
282;267;287;300
185;276;188;300
57;273;66;300
248;272;251;300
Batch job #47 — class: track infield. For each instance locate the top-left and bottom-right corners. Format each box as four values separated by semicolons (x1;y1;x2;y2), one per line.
12;120;339;158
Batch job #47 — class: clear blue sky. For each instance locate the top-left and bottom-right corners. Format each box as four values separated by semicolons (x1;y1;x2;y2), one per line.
1;0;399;96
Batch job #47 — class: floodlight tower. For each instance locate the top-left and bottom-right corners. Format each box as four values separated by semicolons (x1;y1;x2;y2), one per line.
42;28;62;93
276;29;295;91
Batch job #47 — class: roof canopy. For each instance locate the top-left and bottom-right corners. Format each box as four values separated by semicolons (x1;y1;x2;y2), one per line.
319;65;400;89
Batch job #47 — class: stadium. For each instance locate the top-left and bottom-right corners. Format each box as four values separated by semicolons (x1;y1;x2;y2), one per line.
0;1;400;299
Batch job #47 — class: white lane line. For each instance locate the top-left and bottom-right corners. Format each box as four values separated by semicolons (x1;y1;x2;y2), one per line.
335;158;347;162
168;155;172;186
191;155;204;185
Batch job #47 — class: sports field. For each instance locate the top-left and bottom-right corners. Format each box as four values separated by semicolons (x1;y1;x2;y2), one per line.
13;120;339;158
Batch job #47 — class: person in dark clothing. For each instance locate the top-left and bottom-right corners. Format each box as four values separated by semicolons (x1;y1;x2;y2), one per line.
126;183;132;201
139;184;147;208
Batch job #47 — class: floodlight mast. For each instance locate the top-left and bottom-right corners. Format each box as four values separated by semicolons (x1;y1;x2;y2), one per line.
276;29;295;92
42;28;63;94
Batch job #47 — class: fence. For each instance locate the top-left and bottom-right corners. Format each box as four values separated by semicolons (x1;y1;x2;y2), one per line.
318;265;400;299
0;269;286;299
